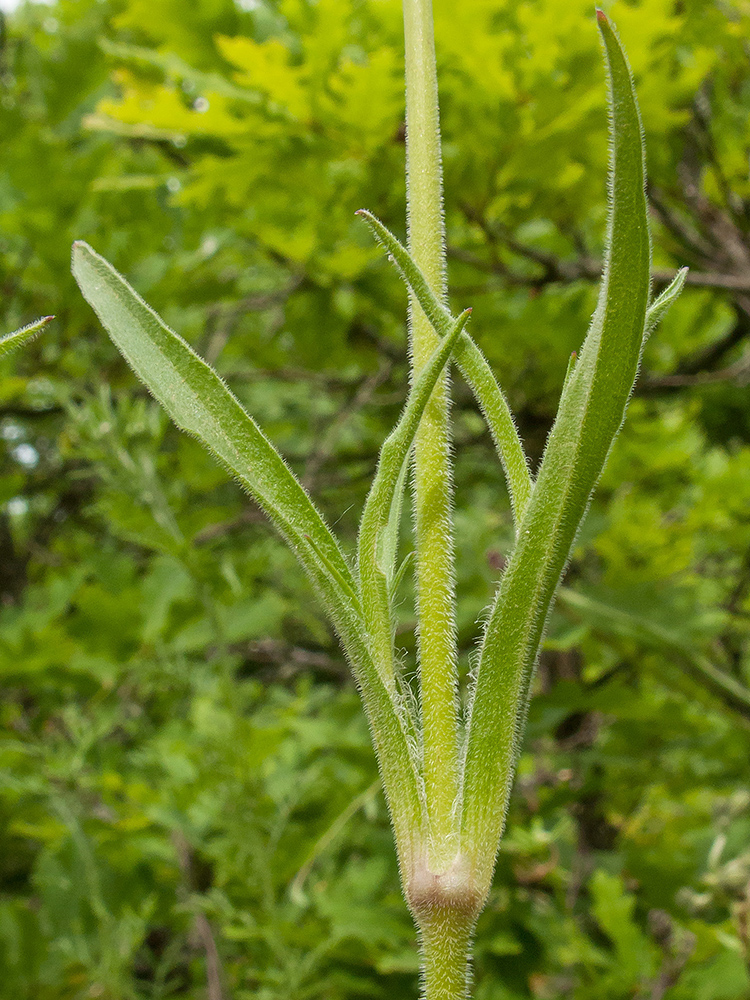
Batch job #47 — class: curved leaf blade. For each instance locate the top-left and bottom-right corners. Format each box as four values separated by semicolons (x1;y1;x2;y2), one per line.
0;315;53;358
645;267;688;339
72;242;354;604
71;241;425;855
460;11;652;883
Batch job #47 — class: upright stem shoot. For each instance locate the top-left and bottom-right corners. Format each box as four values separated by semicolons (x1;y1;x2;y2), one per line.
72;7;670;1000
403;0;459;861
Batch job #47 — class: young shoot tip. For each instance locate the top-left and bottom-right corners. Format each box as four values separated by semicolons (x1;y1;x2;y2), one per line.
595;7;608;24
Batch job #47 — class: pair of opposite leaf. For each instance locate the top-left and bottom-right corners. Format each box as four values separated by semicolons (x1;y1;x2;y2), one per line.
70;12;686;858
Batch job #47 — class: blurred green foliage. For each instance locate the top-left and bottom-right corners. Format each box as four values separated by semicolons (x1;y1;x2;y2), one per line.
1;0;750;996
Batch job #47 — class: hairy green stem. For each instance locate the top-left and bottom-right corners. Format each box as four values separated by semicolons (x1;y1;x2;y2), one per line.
419;915;474;1000
403;0;459;861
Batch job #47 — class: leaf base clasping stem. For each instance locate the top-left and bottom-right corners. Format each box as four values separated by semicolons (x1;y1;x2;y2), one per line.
407;851;484;1000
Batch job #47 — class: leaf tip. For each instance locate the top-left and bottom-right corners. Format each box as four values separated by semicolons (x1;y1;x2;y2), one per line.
595;7;608;24
71;240;99;266
0;313;54;358
71;240;88;272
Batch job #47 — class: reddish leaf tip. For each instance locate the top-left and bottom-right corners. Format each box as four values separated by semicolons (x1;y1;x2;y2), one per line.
595;7;607;23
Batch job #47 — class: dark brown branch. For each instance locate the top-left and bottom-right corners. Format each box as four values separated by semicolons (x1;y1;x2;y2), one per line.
639;352;750;391
238;638;348;680
649;186;715;263
223;365;372;389
653;269;750;294
0;405;63;420
193;507;266;545
303;359;394;492
173;832;227;1000
201;275;306;363
450;238;750;296
639;911;696;1000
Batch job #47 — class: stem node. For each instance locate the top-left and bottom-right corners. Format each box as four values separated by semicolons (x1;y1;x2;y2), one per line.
406;851;485;924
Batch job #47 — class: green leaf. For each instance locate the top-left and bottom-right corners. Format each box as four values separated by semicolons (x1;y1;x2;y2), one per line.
0;316;53;359
380;452;410;593
390;549;415;603
357;210;532;526
98;38;268;108
72;242;355;613
71;240;424;855
460;11;652;882
357;308;471;680
590;870;657;983
645;267;688;339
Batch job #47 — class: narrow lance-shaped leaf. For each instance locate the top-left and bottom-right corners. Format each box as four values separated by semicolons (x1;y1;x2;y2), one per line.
358;308;472;681
645;267;688;339
380;452;410;593
71;241;424;858
390;549;415;601
357;210;533;527
72;243;354;610
460;11;660;887
0;315;54;358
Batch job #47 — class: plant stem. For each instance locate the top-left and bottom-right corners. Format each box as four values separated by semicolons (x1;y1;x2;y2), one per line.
420;914;473;1000
403;0;459;860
